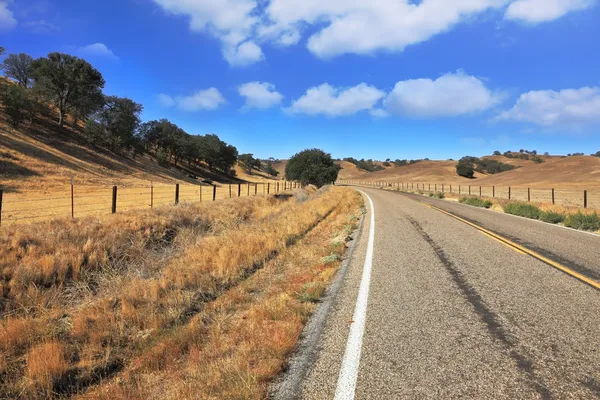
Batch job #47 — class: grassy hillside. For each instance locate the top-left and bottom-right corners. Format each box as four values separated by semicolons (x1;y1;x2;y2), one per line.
0;112;277;195
477;156;600;188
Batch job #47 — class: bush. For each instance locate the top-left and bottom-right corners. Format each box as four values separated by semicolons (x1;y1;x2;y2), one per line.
459;197;493;208
434;192;445;199
503;202;541;219
540;211;565;224
564;212;600;231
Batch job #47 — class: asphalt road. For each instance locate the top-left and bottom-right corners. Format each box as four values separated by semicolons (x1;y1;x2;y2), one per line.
294;186;600;399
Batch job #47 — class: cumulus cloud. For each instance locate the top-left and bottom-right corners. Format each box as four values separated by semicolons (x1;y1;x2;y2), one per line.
170;88;227;112
498;87;600;127
238;82;283;110
0;1;17;31
505;0;594;23
223;40;264;66
23;20;59;33
78;43;118;59
384;71;502;118
152;0;264;66
287;83;385;117
150;0;594;64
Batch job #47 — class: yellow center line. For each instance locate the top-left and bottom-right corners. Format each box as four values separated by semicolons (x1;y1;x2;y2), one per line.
421;202;600;291
479;231;527;255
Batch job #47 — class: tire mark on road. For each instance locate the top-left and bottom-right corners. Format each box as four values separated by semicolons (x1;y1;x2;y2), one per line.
405;215;552;400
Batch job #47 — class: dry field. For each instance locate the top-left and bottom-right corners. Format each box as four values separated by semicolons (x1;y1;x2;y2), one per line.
0;185;362;399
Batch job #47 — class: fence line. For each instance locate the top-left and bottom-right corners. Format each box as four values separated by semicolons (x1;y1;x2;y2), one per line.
0;180;300;227
337;180;599;210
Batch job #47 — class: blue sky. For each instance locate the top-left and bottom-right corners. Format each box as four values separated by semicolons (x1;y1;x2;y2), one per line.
1;0;600;160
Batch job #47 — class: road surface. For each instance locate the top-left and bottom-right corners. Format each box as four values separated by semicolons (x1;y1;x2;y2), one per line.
285;186;600;399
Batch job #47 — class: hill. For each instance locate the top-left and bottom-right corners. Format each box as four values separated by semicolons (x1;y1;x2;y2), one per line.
0;113;278;195
477;156;600;189
338;160;485;183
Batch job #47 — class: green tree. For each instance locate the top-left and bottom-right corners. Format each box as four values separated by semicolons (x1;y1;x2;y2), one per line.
239;153;261;173
264;161;279;177
0;85;33;127
285;149;340;188
1;53;34;87
493;150;502;156
31;52;105;127
69;86;105;128
85;96;142;151
0;47;5;56
456;157;475;178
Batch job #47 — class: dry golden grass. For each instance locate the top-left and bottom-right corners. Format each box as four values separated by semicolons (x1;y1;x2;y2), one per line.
25;341;68;396
0;186;362;399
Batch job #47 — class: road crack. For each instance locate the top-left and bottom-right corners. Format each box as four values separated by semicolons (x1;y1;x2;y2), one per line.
405;215;552;400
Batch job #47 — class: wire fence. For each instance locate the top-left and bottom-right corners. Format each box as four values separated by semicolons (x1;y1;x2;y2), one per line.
338;180;600;210
0;180;298;227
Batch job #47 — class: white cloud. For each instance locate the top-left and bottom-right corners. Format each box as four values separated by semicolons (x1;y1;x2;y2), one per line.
370;108;390;118
0;1;17;31
287;83;385;117
152;0;264;66
498;87;600;127
238;81;283;110
384;71;502;118
78;43;118;59
176;88;227;112
150;0;593;64
157;93;176;108
223;40;264;66
505;0;594;23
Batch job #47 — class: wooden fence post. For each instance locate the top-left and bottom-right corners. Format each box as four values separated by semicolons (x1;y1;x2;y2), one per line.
469;185;471;196
442;184;445;193
71;179;75;219
584;190;588;208
552;188;555;205
479;186;482;197
267;183;270;194
238;184;241;197
151;183;154;208
493;186;495;198
528;188;531;203
199;185;201;203
175;184;180;205
459;185;461;195
229;184;232;198
213;185;217;201
255;184;258;195
0;189;3;227
509;187;511;200
112;186;118;214
247;184;250;196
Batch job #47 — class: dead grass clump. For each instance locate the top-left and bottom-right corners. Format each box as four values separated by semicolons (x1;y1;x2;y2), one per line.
25;341;67;396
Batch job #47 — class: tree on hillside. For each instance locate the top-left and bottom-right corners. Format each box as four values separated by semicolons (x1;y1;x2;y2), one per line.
0;85;33;127
1;53;33;87
85;96;142;151
285;149;340;188
69;86;104;128
592;151;600;158
456;156;475;178
31;52;105;127
264;161;279;177
493;150;502;156
239;153;261;173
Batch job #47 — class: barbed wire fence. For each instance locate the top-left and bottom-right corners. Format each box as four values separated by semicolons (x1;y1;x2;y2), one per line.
337;180;600;210
0;180;299;227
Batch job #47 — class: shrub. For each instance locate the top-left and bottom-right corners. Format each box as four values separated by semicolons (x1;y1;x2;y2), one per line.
434;192;445;199
564;212;600;231
503;202;541;219
459;197;493;208
540;211;565;224
1;84;33;127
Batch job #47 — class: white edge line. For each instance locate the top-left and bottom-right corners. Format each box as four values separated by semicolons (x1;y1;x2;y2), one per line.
334;189;375;400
